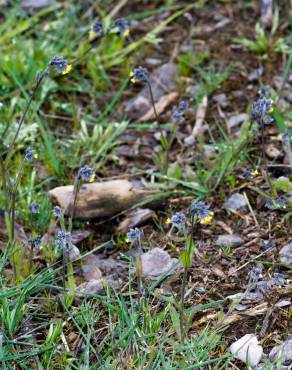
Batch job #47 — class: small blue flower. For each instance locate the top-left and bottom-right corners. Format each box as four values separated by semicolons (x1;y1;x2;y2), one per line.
28;235;42;249
251;97;273;125
77;166;95;182
55;230;72;250
29;202;40;214
171;110;184;123
92;20;104;36
178;100;189;113
49;56;70;74
53;206;62;218
169;212;186;229
24;148;35;162
126;228;144;242
130;67;149;84
189;201;213;224
111;18;129;36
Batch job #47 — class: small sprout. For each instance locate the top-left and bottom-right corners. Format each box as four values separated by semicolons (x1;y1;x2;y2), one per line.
24;147;37;162
167;212;186;229
111;18;130;37
29;202;40;214
53;206;62;218
126;228;144;242
189;201;214;224
89;20;104;40
129;66;149;84
49;56;72;75
77;166;95;182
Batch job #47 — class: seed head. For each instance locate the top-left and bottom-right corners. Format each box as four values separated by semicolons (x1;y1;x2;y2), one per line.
126;228;144;242
130;66;149;84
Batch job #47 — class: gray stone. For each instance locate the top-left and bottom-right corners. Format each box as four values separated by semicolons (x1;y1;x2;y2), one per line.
213;93;229;108
269;338;292;365
227;113;248;129
279;244;292;265
76;276;120;295
216;234;244;248
141;247;180;280
229;334;263;367
224;193;247;211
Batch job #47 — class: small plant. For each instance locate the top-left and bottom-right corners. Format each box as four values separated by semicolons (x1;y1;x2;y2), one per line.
233;23;289;58
126;227;144;303
167;200;214;343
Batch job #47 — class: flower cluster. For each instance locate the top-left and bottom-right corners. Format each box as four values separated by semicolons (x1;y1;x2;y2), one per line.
251;87;274;126
28;235;42;249
29;202;40;214
172;100;189;123
166;212;186;229
126;228;144;242
55;230;72;251
53;205;62;218
77;166;95;182
129;66;149;84
189;201;214;224
89;18;129;40
111;18;130;37
49;56;72;75
24;147;36;162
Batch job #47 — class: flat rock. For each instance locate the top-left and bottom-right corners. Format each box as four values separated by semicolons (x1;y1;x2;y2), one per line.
216;234;244;248
224;193;247;211
116;208;156;233
141;247;180;280
229;334;263;367
21;0;56;10
49;179;157;219
83;254;127;276
81;263;102;281
279;244;292;265
213;93;229;108
68;245;81;261
227;113;248;129
76;276;120;295
269;338;292;365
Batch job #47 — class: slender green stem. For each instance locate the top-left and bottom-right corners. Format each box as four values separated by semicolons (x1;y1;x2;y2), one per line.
180;267;188;343
6;73;46;163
